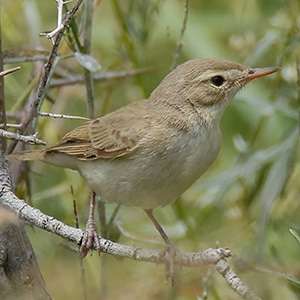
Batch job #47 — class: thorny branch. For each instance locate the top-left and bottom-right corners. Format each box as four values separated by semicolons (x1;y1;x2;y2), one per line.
19;0;84;137
41;0;71;41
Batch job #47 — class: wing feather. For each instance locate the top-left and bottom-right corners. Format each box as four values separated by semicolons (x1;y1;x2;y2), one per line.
45;101;151;160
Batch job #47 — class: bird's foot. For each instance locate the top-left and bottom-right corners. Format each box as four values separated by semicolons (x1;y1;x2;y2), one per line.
159;243;180;286
80;219;101;258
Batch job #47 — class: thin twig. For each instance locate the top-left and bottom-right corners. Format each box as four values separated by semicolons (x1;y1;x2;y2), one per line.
171;0;189;69
296;60;300;132
0;66;21;77
111;0;139;68
84;69;95;118
41;0;72;42
116;221;162;245
83;0;95;119
49;68;159;88
3;49;49;64
0;123;22;129
19;0;84;135
70;186;88;300
0;5;5;149
0;129;46;145
38;111;90;121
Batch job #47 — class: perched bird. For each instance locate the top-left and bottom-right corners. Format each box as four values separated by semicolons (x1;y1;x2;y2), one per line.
8;58;279;270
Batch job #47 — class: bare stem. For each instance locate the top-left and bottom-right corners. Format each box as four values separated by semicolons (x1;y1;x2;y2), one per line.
0;129;46;145
38;111;90;121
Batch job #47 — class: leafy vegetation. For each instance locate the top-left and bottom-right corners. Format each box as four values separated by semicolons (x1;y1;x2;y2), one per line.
2;0;299;299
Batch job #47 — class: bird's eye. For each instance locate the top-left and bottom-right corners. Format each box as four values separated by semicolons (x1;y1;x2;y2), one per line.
211;75;225;87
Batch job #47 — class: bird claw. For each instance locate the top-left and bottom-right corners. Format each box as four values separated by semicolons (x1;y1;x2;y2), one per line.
79;219;101;258
159;244;180;286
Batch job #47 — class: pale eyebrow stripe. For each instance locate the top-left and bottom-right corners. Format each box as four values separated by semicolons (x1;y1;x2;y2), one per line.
189;70;226;84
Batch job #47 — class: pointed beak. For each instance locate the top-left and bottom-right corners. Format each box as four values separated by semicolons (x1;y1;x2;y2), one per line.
239;66;280;83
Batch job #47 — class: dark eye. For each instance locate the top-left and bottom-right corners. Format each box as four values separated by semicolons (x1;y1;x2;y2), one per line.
211;75;225;87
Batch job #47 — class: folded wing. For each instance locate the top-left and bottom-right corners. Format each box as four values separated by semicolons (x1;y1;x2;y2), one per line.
46;102;151;160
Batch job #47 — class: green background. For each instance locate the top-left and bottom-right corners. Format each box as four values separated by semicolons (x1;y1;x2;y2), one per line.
3;0;300;299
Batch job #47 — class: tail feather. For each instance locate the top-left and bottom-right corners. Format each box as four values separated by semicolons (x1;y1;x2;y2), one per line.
6;150;46;161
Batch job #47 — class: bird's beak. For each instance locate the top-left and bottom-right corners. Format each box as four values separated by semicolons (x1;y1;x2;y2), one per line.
240;66;280;83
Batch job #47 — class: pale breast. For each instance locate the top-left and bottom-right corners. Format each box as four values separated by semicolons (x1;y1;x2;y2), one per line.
78;123;222;209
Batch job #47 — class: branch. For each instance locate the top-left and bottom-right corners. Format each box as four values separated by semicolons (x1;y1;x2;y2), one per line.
216;259;261;300
0;5;5;149
171;0;189;69
0;66;21;77
0;179;230;267
83;0;95;119
48;68;158;88
0;123;22;129
38;111;90;121
20;0;84;134
0;205;52;300
40;0;72;42
0;129;46;145
5;192;234;269
2;190;261;299
0;149;262;299
3;49;49;64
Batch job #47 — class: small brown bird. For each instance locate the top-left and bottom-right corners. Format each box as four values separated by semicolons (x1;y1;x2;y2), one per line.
8;58;279;264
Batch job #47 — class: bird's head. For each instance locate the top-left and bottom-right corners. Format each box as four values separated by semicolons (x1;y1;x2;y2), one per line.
150;58;279;119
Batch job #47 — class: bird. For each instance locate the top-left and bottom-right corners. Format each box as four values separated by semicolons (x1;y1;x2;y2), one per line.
7;57;279;278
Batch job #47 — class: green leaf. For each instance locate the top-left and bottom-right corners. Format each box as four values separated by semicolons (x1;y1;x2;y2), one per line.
289;229;300;245
283;274;300;286
74;52;101;72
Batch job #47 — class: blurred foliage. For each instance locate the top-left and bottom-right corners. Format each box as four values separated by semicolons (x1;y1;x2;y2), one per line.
2;0;300;299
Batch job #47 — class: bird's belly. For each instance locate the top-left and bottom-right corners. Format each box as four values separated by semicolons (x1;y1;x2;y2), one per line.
78;128;221;209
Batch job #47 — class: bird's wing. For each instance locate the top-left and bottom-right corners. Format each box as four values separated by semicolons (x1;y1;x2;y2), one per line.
45;102;151;160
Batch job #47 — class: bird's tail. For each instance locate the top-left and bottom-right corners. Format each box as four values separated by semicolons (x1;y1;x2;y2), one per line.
6;150;46;161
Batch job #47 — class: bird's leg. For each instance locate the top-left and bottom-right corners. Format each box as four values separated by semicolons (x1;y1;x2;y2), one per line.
80;191;101;258
144;209;179;286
